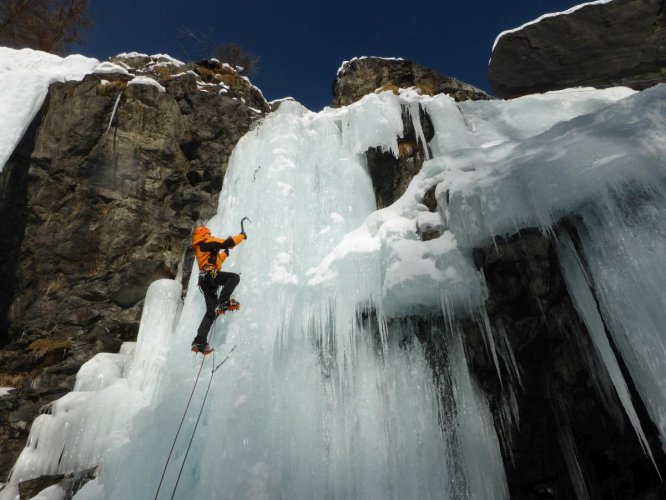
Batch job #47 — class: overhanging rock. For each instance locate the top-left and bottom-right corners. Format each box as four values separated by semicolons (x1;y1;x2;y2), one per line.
489;0;666;98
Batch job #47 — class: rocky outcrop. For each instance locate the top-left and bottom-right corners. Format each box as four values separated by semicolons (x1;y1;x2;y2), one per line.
409;226;666;499
348;58;487;212
489;0;666;98
333;57;490;107
16;467;96;500
0;54;268;476
365;105;435;210
466;227;666;498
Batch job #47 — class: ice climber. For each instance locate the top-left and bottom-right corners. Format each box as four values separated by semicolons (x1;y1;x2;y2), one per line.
190;225;246;354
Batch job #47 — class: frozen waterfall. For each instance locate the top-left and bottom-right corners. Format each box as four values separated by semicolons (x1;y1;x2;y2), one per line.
3;82;666;500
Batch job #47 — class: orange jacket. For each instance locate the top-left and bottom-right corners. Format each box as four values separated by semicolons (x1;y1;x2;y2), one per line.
192;226;246;271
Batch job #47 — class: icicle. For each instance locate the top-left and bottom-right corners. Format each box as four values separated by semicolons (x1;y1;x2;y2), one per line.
476;307;504;389
557;232;661;476
406;101;430;160
553;394;591;500
496;318;523;390
106;91;122;132
446;319;510;500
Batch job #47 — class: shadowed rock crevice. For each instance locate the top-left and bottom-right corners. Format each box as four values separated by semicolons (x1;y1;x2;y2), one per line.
461;228;664;499
365;104;435;209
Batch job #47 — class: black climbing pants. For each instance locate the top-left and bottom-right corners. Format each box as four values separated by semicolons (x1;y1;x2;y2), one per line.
193;270;240;343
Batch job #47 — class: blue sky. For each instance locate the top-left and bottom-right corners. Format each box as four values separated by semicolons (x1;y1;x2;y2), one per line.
75;0;585;110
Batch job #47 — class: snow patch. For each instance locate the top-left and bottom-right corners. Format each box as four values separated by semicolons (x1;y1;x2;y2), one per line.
92;61;131;75
128;76;166;92
0;47;98;173
149;53;184;65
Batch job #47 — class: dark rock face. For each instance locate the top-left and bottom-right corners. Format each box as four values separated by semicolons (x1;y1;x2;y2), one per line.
0;97;48;346
489;0;666;98
457;228;664;498
366;104;435;209
0;55;267;477
351;58;488;214
333;57;490;107
17;467;96;500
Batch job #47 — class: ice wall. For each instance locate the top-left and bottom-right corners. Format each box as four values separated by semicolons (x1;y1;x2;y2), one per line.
561;188;666;451
423;84;666;459
0;280;181;500
5;76;665;500
76;93;505;500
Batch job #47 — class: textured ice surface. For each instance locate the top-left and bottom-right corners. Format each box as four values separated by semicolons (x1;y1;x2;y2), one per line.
3;43;665;499
0;280;181;498
80;92;511;500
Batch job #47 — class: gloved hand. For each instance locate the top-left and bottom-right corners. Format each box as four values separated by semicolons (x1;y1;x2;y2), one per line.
241;231;247;240
224;248;229;256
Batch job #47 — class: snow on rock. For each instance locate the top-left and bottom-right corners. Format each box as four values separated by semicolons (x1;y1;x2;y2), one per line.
114;51;150;59
92;61;131;75
336;55;405;76
0;47;98;173
148;53;185;66
128;75;166;92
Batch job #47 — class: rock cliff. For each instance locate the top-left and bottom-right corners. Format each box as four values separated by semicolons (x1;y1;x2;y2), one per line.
341;51;666;497
489;0;666;98
464;226;665;498
333;56;490;107
1;25;664;496
0;54;268;475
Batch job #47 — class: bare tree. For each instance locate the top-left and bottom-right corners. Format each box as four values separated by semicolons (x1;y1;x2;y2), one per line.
213;43;259;76
0;0;93;55
177;27;259;76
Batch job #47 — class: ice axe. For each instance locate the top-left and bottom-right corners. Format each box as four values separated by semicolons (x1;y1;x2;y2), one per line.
240;217;251;239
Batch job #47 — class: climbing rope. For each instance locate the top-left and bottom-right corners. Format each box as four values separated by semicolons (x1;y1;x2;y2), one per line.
153;353;207;500
153;313;237;500
169;344;236;500
154;320;219;500
213;345;237;373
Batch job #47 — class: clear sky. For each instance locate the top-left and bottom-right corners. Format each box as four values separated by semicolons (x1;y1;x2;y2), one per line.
74;0;585;111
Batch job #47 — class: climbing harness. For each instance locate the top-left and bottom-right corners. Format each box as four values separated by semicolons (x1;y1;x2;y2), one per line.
197;266;218;295
153;317;236;500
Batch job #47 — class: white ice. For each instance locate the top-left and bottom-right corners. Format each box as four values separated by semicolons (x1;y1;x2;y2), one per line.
0;280;181;499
